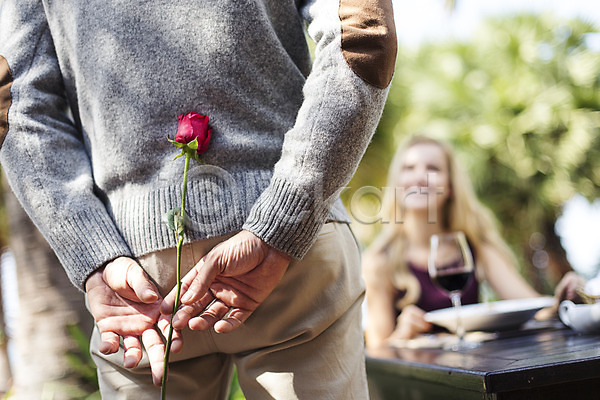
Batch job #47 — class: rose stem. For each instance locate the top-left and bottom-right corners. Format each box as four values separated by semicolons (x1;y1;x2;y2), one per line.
161;152;191;399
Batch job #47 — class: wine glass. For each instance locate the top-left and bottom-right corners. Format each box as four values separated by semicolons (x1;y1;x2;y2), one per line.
428;231;477;350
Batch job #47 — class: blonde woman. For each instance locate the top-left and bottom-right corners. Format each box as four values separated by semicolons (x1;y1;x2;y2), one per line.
362;136;539;349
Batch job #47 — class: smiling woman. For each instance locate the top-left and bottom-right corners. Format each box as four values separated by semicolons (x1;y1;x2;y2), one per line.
361;135;540;349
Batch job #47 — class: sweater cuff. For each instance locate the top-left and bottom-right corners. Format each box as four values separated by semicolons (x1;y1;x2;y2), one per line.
48;209;133;291
242;177;334;259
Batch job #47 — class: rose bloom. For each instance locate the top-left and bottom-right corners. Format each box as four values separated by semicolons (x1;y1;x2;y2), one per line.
175;112;212;154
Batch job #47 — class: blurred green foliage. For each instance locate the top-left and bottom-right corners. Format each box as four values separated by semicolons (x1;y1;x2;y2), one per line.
346;13;600;289
64;324;100;399
228;369;246;400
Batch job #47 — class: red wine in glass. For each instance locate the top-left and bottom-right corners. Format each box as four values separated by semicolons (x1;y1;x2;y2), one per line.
429;231;477;350
433;271;472;293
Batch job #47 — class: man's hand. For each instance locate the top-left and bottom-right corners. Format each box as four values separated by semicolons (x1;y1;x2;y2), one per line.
161;230;291;334
85;257;182;386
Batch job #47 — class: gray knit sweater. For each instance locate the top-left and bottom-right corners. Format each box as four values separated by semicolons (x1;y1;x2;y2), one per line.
0;0;396;290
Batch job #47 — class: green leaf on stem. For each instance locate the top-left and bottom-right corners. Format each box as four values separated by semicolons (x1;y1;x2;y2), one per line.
162;207;187;233
174;213;184;235
162;208;177;231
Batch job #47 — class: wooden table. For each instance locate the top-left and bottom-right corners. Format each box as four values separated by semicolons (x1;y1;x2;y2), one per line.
366;320;600;400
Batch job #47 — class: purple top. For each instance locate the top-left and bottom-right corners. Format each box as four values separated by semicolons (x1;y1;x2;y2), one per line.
393;259;479;317
406;263;479;312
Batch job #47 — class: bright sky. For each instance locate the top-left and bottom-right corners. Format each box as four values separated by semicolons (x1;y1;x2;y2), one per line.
393;0;600;46
391;0;600;278
556;196;600;278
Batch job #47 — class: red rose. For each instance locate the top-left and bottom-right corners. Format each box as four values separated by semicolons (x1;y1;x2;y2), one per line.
175;112;212;154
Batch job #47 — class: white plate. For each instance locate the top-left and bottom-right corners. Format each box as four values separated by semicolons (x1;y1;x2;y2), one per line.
424;297;555;332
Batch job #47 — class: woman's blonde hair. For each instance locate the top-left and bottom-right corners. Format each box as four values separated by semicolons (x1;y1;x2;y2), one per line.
365;135;517;309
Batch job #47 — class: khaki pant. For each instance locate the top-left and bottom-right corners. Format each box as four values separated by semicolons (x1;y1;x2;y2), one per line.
90;223;369;399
